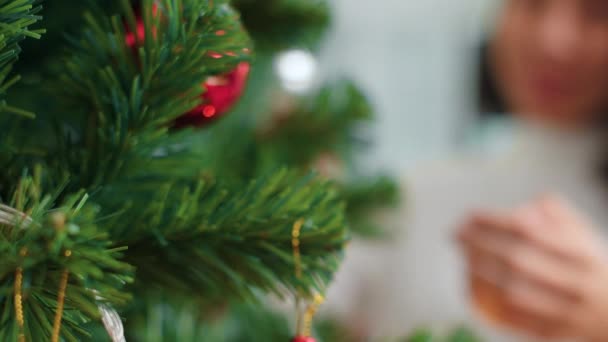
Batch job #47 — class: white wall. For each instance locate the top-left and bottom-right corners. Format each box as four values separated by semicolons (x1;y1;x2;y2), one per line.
320;0;501;173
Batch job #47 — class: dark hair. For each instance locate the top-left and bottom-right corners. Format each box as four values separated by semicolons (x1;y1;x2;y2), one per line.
478;44;506;115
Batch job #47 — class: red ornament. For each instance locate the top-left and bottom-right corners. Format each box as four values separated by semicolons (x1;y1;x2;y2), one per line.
292;337;316;342
125;4;159;48
124;5;250;128
174;61;250;127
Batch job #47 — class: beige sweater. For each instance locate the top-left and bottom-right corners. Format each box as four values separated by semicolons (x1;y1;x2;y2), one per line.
324;120;608;341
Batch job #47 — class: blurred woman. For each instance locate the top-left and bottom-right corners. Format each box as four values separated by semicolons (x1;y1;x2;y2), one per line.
460;0;608;341
326;0;608;341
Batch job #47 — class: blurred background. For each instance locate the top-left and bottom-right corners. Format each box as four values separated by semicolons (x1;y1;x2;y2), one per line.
310;0;608;340
320;0;498;173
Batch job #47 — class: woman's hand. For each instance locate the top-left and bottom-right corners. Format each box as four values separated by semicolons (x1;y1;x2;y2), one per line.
458;196;608;341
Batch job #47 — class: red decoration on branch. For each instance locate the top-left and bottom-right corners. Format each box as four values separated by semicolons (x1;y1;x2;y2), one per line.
292;336;316;342
124;5;250;128
174;61;250;128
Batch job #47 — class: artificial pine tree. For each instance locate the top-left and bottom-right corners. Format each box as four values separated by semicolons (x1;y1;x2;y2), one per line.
0;0;397;341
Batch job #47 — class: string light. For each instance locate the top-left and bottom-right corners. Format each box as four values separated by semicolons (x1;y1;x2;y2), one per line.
275;50;318;94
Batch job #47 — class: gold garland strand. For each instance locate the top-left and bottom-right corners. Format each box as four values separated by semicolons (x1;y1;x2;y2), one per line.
14;247;28;342
14;267;25;342
303;293;325;337
292;219;303;279
51;250;71;342
51;269;69;342
292;219;304;335
291;219;325;338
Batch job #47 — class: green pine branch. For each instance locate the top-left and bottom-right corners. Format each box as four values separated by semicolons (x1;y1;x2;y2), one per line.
0;0;388;339
256;80;373;171
341;175;399;237
0;0;44;117
126;302;483;342
40;0;344;308
253;80;400;236
127;301;291;342
97;168;347;301
50;0;251;191
0;0;44;199
232;0;330;50
0;177;132;341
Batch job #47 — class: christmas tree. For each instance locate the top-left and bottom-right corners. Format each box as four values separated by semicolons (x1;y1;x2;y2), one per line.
0;0;397;341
